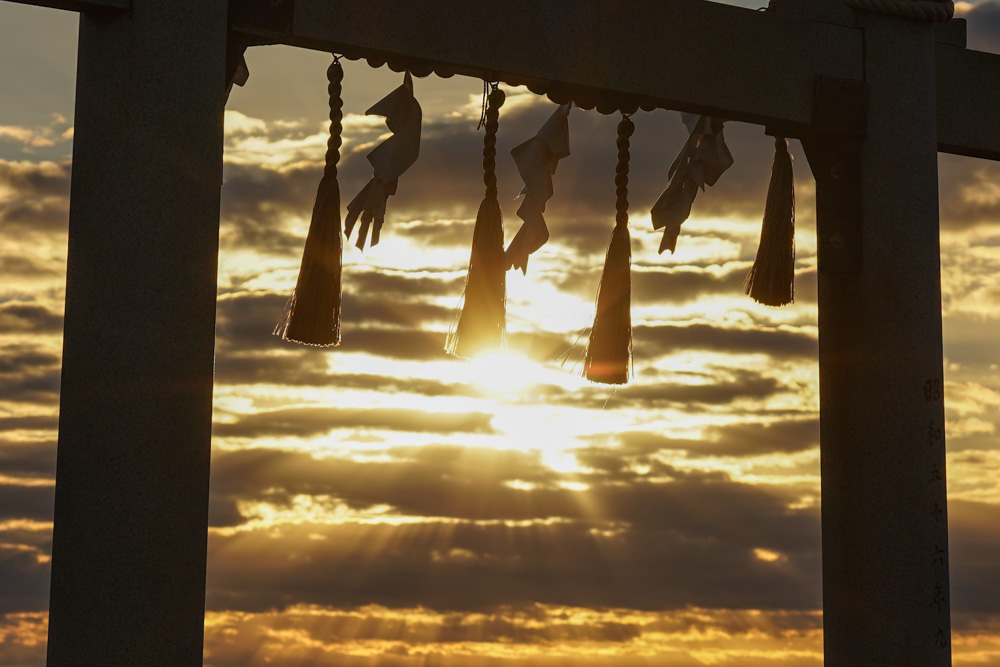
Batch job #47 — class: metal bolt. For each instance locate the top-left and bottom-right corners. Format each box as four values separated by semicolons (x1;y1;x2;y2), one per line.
829;232;845;249
830;162;844;179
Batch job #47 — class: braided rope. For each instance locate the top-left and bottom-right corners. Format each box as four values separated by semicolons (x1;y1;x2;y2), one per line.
482;86;504;200
323;59;344;178
838;0;954;22
615;115;635;228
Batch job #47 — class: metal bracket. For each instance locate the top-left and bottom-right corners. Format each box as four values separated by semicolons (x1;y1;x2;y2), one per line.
804;75;866;274
766;75;865;275
801;134;863;275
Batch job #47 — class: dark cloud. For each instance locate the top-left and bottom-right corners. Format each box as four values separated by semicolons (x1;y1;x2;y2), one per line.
393;218;476;247
350;269;465;297
518;368;792;411
613;419;819;459
938;152;1000;229
960;1;1000;54
634;323;818;360
0;547;49;614
338;327;452;360
0;346;60;404
220;161;321;255
0;439;56;479
208;520;819;611
213;406;494;439
340;294;453;328
215;354;465;395
194;443;1000;619
0;255;59;278
949;499;1000;615
206;445;812;546
0;414;58;433
0;483;54;523
600;370;790;408
633;265;749;303
0;159;70;233
795;267;818;304
0;301;63;334
205;513;819;615
703;419;819;456
943;313;1000;367
554;263;748;303
216;290;455;357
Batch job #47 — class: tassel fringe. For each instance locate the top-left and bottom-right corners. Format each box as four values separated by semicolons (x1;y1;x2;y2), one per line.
274;59;344;346
743;137;795;307
447;86;506;358
585;115;634;385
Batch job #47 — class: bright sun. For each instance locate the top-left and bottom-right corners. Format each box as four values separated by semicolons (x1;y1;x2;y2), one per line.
465;352;551;393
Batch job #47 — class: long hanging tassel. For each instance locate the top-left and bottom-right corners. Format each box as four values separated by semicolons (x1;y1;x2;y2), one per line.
274;58;344;346
585;115;635;385
743;137;795;306
447;85;507;358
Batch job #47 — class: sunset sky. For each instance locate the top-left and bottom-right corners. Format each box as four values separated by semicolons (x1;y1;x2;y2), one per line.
2;1;1000;665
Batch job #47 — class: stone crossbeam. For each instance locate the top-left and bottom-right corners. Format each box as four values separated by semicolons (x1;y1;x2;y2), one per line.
242;0;1000;160
11;0;1000;158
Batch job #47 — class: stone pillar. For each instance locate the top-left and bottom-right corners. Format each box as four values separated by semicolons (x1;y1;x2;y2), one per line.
46;2;227;664
810;12;951;666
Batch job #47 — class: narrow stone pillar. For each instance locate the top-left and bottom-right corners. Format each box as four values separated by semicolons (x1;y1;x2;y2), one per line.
46;2;227;664
811;13;951;666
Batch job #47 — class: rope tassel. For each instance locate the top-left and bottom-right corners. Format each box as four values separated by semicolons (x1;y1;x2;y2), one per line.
585;115;635;385
447;85;507;358
743;137;795;306
274;58;344;346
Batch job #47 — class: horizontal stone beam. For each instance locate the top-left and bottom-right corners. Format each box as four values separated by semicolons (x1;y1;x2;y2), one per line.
11;0;999;158
936;44;1000;161
232;0;1000;161
233;0;865;133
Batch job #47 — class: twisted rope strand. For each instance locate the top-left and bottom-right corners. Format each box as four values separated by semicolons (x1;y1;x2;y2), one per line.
324;60;344;178
615;115;635;228
482;86;503;200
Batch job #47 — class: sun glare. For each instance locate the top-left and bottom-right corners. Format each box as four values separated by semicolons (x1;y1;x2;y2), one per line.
464;352;554;393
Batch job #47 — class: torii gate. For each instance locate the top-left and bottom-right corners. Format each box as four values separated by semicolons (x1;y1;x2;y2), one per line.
7;0;998;664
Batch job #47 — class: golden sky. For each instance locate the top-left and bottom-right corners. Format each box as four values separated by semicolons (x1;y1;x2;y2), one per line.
1;1;1000;665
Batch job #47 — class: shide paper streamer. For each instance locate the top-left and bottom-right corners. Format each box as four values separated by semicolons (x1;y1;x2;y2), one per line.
650;113;733;254
505;103;572;274
345;71;422;250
